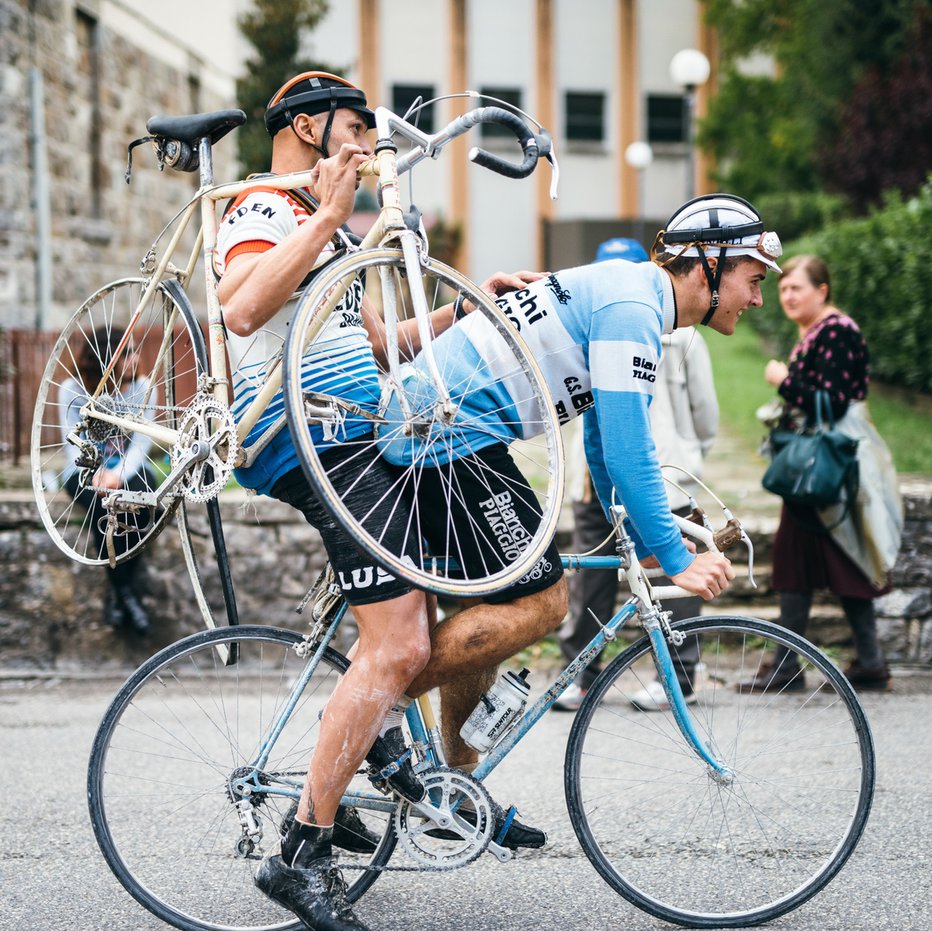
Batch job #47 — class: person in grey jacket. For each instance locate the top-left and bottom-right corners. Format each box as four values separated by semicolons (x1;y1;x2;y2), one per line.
554;239;719;712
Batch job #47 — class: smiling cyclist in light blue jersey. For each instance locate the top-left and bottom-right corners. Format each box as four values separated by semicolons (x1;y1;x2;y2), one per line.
389;195;783;781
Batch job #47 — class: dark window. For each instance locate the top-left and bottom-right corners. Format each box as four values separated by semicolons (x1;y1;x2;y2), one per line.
647;94;687;144
188;73;202;114
478;87;523;139
76;9;102;217
565;91;605;142
391;83;435;133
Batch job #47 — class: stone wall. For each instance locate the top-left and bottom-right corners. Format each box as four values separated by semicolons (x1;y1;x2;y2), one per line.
0;0;238;331
0;490;334;671
1;480;930;671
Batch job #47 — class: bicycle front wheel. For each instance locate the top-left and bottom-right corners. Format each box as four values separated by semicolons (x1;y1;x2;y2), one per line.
284;248;564;598
565;616;875;928
31;277;205;565
88;626;395;931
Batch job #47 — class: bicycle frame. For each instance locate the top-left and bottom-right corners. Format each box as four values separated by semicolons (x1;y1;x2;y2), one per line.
237;499;742;819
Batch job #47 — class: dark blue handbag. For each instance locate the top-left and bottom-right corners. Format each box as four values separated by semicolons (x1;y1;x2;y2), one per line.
762;390;860;511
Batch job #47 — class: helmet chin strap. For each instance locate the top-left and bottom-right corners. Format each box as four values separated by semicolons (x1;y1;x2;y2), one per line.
287;98;339;159
698;247;728;326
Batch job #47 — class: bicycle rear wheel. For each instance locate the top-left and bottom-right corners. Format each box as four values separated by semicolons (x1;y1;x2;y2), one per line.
284;248;563;598
88;626;395;931
565;615;875;928
31;277;205;565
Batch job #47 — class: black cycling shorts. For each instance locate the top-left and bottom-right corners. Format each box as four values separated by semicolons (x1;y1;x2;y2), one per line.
270;442;417;606
414;442;564;605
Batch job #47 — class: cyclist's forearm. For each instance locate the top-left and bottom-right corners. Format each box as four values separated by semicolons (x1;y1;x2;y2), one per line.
390;304;458;361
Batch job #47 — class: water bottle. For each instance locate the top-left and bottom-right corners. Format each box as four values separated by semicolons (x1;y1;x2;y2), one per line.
459;668;530;752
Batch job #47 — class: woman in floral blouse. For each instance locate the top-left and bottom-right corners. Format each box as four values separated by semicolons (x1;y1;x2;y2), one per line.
743;255;892;692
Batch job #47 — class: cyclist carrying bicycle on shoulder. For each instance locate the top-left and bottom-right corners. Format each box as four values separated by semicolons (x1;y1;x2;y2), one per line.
216;72;540;931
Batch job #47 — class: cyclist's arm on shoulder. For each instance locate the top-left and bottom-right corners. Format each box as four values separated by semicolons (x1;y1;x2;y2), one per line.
363;270;546;365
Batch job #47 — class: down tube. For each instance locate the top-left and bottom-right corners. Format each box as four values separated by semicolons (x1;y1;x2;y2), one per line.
473;600;641;780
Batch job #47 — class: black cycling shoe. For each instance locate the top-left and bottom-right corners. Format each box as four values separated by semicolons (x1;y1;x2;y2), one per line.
428;798;547;851
365;726;425;803
279;803;380;855
255;854;369;931
334;804;381;854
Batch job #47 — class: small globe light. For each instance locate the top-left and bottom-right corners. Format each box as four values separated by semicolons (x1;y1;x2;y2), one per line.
624;141;653;170
670;49;711;89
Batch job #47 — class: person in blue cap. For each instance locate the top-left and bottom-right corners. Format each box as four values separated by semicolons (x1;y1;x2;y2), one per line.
594;236;651;264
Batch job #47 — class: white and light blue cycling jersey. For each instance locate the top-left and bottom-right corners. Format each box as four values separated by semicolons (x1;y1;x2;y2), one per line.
380;260;693;576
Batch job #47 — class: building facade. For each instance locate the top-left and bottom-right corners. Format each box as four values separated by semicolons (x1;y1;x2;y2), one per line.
0;0;714;332
0;0;244;331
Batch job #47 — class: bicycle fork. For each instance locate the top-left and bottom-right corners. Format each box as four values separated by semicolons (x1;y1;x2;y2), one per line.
643;611;735;785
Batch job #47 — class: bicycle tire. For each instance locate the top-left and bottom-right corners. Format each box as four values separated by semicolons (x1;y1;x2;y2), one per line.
31;277;205;566
564;615;875;928
283;247;564;597
88;625;396;931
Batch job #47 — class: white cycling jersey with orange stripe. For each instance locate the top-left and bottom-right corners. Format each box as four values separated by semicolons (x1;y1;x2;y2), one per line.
215;187;380;493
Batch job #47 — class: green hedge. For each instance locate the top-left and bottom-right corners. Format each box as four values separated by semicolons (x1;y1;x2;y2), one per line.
755;178;932;392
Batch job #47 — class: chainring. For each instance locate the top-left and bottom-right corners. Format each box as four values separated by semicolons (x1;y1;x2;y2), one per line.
170;395;239;502
393;766;495;870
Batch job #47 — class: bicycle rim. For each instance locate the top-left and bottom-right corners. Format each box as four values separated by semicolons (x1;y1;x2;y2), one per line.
31;277;202;565
87;626;395;931
284;248;564;597
564;616;875;928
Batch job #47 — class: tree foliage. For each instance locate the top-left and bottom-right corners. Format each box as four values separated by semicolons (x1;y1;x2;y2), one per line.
821;6;932;207
234;0;341;175
699;0;932;209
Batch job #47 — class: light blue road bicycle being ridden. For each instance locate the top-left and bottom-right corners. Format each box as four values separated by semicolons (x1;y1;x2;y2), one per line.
87;489;875;931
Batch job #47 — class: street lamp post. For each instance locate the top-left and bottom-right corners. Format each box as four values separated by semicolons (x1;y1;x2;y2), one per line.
670;48;710;200
624;141;653;248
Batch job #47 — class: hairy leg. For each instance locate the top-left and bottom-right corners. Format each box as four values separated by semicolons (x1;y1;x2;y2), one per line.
408;579;567;699
440;666;498;768
297;589;431;825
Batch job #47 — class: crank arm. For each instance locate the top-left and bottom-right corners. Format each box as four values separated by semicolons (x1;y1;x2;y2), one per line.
409;798;457;830
152;439;212;504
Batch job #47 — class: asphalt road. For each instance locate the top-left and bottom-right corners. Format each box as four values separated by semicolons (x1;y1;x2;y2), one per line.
1;666;930;931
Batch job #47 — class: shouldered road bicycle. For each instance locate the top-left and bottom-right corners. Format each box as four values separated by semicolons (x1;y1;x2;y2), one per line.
31;95;564;617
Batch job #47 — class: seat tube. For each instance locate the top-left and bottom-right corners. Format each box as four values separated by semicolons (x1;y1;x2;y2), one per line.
198;138;229;404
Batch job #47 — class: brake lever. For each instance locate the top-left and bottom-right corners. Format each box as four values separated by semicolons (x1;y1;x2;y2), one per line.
711;515;758;590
